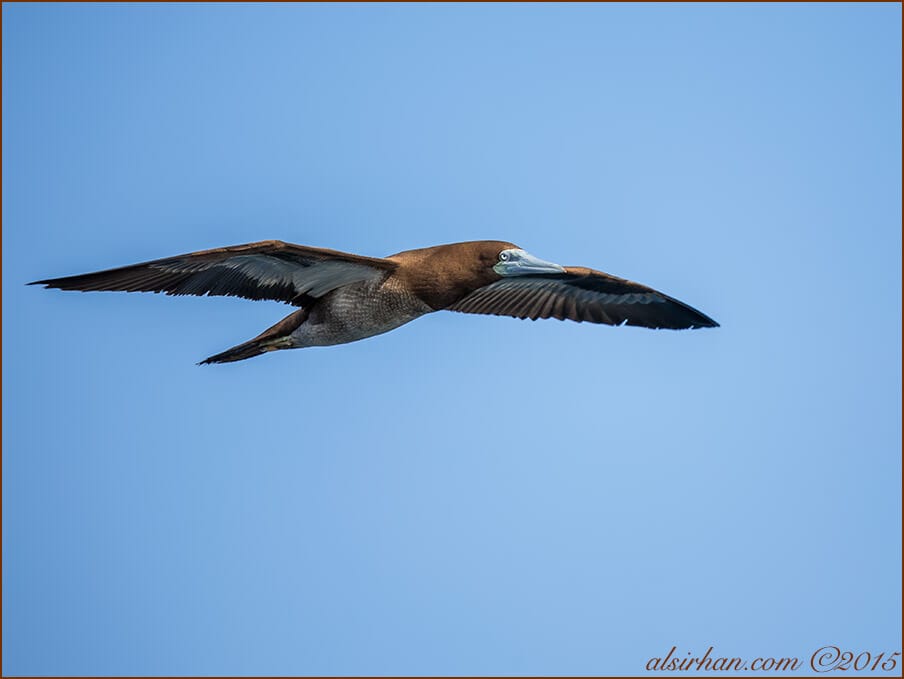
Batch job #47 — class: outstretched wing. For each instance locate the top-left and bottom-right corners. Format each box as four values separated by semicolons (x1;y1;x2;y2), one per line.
28;240;398;306
448;266;718;329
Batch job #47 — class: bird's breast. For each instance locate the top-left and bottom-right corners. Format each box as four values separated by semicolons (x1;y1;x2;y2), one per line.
289;278;433;347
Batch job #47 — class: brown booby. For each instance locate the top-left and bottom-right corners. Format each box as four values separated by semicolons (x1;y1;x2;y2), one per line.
30;240;718;364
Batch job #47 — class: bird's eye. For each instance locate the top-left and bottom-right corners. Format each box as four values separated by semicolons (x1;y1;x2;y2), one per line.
500;252;509;261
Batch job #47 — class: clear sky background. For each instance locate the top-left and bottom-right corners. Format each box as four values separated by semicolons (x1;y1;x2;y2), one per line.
3;3;901;676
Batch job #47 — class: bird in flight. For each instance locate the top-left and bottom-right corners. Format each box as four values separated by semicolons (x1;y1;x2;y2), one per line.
30;240;718;364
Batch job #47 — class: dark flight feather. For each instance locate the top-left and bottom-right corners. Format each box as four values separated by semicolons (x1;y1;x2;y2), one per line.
449;267;719;330
28;240;397;306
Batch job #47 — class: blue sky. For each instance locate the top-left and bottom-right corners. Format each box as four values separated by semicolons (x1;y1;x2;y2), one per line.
3;3;901;675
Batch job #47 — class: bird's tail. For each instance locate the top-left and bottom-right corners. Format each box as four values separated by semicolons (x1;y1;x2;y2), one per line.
199;308;308;365
199;338;282;365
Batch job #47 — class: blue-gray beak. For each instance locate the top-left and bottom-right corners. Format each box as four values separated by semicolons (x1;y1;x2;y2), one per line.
493;249;566;277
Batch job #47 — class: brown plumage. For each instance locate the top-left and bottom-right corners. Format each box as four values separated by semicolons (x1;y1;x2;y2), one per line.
29;239;718;364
